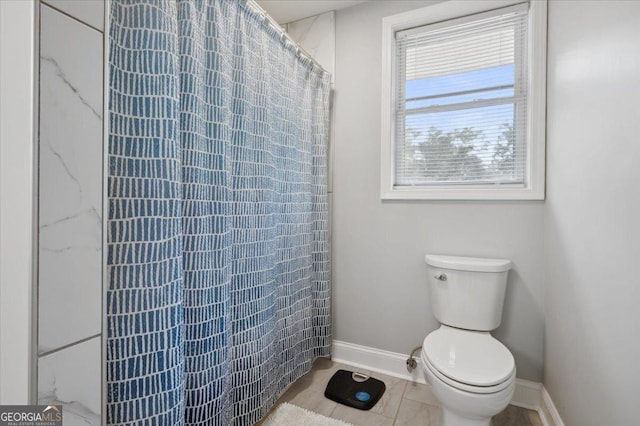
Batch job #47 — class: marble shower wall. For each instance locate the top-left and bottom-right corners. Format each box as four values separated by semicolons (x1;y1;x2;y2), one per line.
38;2;104;425
286;11;335;83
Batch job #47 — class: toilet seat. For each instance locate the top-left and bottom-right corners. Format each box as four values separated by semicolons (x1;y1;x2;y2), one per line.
422;351;515;394
422;325;515;394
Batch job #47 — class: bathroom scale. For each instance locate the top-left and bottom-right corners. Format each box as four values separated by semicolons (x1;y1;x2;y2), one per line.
324;369;386;410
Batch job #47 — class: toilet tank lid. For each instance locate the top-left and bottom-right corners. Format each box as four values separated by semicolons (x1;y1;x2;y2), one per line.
425;254;511;273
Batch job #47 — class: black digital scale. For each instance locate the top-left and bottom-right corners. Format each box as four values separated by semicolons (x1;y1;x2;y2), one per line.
324;369;386;410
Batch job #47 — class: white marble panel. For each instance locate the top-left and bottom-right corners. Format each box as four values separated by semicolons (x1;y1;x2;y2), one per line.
39;5;103;353
38;336;101;426
42;0;104;32
286;11;335;81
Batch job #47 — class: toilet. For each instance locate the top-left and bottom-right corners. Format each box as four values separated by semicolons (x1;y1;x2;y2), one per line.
421;255;516;426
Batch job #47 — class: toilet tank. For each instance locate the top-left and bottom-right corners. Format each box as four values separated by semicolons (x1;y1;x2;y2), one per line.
425;254;511;331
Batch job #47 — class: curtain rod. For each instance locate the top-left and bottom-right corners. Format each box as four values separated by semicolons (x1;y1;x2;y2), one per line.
245;0;330;75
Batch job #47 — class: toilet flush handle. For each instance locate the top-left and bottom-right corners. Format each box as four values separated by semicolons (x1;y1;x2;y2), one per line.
434;273;447;281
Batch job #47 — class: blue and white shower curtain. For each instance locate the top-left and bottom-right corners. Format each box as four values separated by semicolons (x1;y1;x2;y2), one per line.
106;1;331;424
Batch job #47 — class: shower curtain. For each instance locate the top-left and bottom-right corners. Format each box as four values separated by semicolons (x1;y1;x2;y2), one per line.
106;1;331;424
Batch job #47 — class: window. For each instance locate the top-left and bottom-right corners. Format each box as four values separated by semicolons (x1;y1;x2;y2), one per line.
381;0;547;200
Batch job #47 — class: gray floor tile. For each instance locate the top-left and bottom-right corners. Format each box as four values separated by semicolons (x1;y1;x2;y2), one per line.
274;358;369;418
492;405;541;426
394;398;441;426
260;358;544;426
366;372;407;419
403;381;439;407
330;404;394;426
277;374;337;417
528;408;544;426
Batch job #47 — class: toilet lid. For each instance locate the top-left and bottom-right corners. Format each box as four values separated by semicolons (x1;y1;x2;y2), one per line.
423;326;515;387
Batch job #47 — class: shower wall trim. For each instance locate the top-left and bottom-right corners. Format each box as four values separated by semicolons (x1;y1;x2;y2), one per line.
101;3;110;425
31;0;41;405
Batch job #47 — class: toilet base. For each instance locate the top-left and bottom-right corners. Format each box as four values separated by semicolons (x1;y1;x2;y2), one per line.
422;350;515;426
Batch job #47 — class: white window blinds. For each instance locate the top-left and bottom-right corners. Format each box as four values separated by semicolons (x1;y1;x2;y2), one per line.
394;3;529;186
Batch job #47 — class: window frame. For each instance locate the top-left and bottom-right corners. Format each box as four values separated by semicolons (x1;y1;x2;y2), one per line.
380;0;547;200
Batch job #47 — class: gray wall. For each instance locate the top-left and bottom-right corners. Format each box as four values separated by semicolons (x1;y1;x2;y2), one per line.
333;1;545;382
544;1;640;424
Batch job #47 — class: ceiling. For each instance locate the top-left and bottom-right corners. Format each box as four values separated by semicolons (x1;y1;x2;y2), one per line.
256;0;369;24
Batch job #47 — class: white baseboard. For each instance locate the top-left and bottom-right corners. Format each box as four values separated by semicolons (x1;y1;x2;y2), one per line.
510;378;541;411
332;339;427;384
540;387;565;426
331;340;563;426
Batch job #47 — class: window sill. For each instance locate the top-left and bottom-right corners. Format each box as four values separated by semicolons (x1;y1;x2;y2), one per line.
380;184;545;201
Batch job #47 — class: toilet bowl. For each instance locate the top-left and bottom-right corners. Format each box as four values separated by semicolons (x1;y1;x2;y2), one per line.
421;255;515;426
421;325;516;426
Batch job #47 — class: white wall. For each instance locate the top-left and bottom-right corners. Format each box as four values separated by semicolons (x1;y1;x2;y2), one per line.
333;1;545;382
544;1;640;424
0;0;35;405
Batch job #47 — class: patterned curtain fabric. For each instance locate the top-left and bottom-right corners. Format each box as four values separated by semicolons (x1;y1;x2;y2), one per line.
107;1;331;424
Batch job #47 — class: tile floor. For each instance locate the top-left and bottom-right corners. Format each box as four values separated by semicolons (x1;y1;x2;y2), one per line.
261;358;542;426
